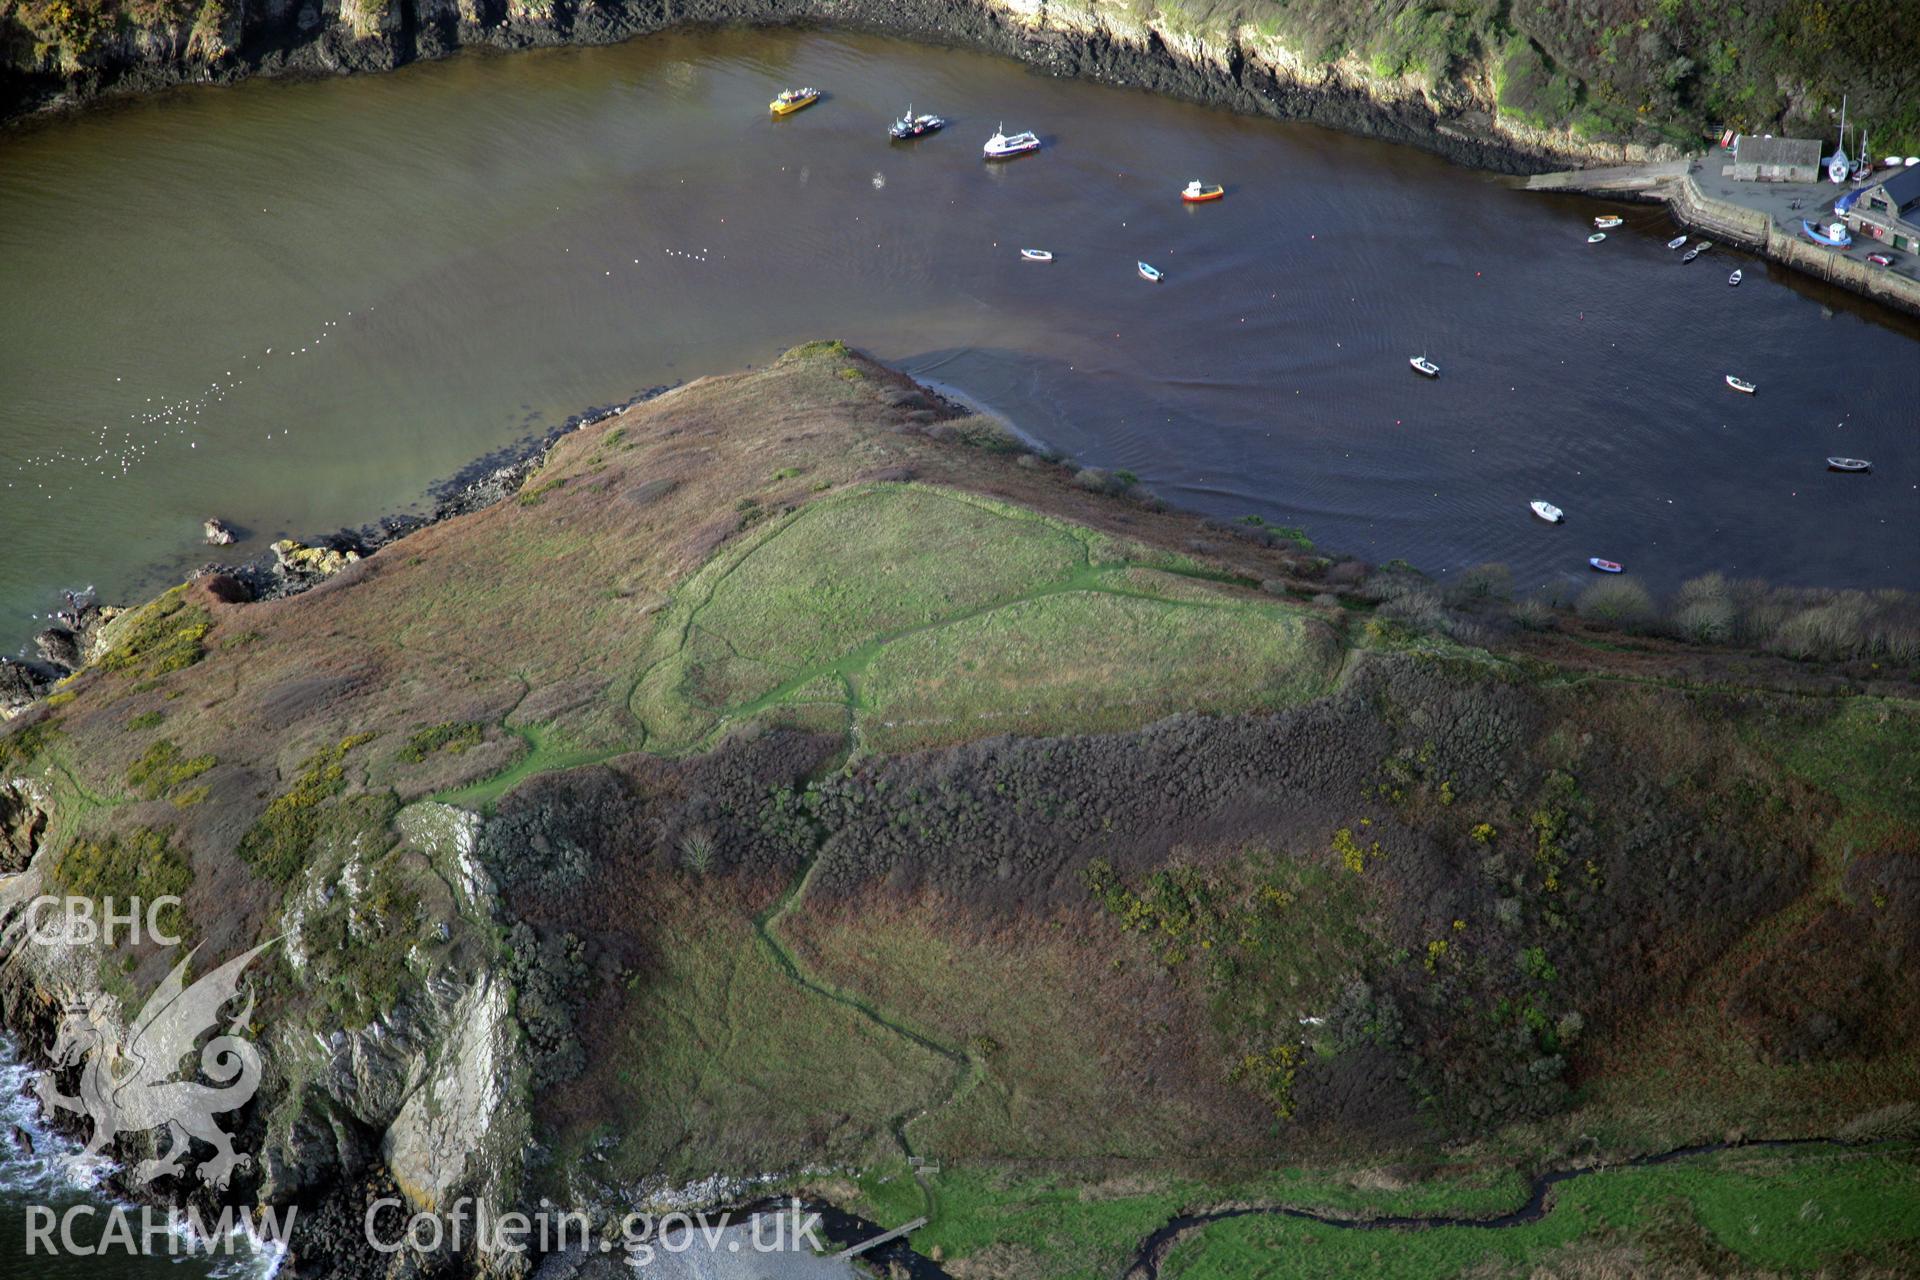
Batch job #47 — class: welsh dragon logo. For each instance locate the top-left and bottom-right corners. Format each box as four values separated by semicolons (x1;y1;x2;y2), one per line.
35;940;272;1189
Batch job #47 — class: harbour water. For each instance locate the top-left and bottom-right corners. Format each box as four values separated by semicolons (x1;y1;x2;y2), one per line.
2;26;1918;1272
3;30;1917;656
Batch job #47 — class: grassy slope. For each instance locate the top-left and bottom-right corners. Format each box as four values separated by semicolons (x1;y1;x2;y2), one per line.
4;342;1918;1276
546;872;957;1182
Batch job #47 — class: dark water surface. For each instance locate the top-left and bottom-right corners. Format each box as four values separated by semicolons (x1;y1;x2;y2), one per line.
2;29;1917;654
0;1039;266;1278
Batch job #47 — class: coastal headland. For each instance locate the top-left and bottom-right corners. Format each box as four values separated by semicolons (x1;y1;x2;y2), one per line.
2;342;1917;1276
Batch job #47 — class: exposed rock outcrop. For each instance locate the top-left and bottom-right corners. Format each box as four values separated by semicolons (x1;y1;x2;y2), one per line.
5;594;115;716
270;536;360;581
0;777;51;873
0;788;527;1279
32;626;80;671
0;659;47;720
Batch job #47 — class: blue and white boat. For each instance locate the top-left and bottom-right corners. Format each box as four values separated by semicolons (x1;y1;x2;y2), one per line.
1802;219;1853;247
1137;261;1163;282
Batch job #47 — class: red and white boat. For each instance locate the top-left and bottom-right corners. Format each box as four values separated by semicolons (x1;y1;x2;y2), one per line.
1589;558;1624;574
983;125;1041;160
1181;180;1225;203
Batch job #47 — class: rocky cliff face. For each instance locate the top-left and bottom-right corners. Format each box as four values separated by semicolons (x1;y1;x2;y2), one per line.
1;0;1676;172
0;792;525;1277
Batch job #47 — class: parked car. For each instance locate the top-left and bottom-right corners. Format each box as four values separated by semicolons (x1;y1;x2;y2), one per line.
1867;252;1893;266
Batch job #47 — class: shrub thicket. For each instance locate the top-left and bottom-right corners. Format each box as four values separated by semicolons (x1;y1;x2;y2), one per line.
236;734;384;886
1576;578;1658;628
55;826;193;942
1217;0;1919;149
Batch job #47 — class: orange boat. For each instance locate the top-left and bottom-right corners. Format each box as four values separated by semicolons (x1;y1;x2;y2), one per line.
1181;180;1225;203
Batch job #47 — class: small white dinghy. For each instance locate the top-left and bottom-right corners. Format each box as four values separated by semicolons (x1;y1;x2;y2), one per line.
1827;457;1872;472
1530;500;1563;523
1020;249;1053;262
1588;232;1607;243
1137;261;1163;282
1594;215;1623;229
1668;235;1689;250
1728;269;1743;286
1725;375;1756;394
1409;355;1439;378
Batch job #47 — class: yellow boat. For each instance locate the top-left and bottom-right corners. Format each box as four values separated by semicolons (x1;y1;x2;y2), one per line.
770;87;820;117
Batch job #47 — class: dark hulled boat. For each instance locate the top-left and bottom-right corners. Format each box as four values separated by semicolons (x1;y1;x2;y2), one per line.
889;106;945;140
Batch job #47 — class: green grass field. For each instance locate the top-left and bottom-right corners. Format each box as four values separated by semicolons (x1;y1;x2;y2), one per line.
1158;1145;1920;1279
831;1144;1920;1279
846;1161;1543;1280
627;483;1340;756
